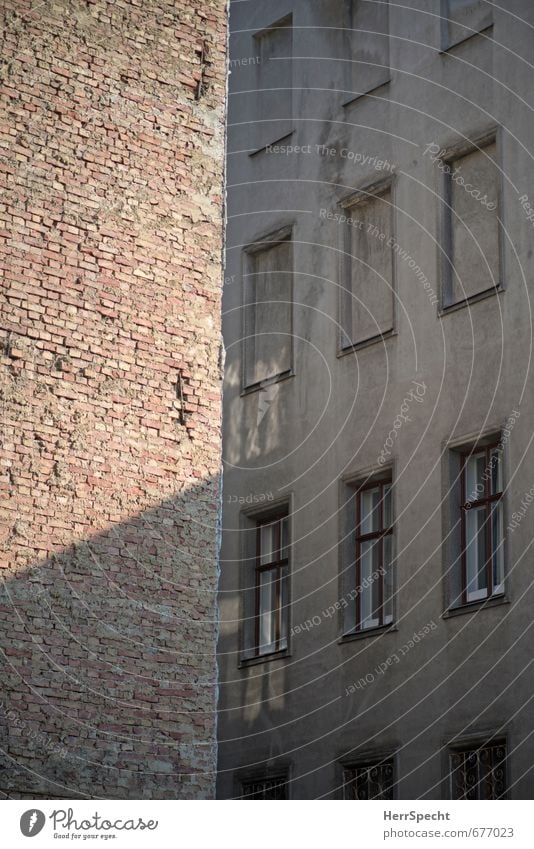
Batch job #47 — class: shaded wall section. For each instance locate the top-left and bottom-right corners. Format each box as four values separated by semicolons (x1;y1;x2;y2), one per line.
0;0;227;798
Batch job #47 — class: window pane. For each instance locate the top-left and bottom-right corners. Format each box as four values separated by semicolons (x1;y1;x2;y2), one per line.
280;517;289;559
383;534;393;624
448;143;499;302
359;539;380;627
344;761;394;800
490;448;502;495
242;777;288;799
466;506;488;601
491;501;504;594
279;565;289;650
258;569;277;654
259;522;276;565
360;486;381;534
450;744;506;800
465;451;486;502
384;484;392;528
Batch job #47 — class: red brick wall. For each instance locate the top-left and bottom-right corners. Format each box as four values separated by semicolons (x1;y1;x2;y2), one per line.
0;0;226;799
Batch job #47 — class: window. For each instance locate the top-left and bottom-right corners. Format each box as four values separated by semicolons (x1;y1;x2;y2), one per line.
243;229;293;389
242;512;290;659
343;759;394;799
441;0;493;51
460;444;504;603
252;15;292;151
449;741;507;799
241;774;288;799
441;139;501;307
340;183;395;349
344;0;390;103
346;479;394;632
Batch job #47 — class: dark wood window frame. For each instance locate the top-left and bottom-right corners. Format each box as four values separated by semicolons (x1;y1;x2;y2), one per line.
253;512;289;657
449;739;507;800
459;443;504;605
353;478;393;632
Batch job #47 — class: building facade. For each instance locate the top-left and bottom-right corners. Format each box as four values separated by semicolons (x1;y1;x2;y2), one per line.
0;0;227;798
218;0;534;799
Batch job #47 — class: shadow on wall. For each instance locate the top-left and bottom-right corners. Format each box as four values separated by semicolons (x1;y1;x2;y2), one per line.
0;481;220;800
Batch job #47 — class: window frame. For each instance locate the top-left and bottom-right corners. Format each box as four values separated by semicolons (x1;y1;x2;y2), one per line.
239;497;292;665
253;512;289;658
337;176;397;354
241;224;295;394
448;738;508;800
438;129;504;312
459;442;504;605
352;477;394;633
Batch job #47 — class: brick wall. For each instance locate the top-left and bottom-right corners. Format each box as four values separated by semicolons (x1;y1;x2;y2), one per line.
0;0;227;799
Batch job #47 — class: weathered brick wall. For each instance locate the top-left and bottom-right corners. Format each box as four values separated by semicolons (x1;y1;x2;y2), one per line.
0;0;226;799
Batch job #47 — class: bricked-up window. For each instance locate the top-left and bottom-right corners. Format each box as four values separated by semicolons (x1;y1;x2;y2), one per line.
344;0;390;103
441;0;493;50
449;741;507;799
340;184;394;349
343;759;394;799
441;140;501;307
460;445;504;603
241;774;288;799
243;229;293;389
351;480;394;631
252;15;292;151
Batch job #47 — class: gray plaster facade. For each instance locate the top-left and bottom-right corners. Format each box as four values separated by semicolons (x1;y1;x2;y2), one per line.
218;0;534;800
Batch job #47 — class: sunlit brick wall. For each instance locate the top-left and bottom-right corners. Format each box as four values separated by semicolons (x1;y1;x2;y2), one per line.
0;0;226;799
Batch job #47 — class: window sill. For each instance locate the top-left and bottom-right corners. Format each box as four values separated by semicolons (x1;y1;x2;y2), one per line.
342;77;391;108
439;285;503;316
337;329;396;357
239;649;291;668
440;24;493;54
339;623;397;644
443;594;508;619
241;369;294;397
249;130;295;158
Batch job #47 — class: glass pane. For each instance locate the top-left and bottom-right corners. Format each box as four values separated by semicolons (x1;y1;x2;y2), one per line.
280;517;289;559
359;540;380;628
383;484;392;528
383;534;393;624
466;506;488;601
465;451;487;503
259;522;276;565
491;501;504;594
258;569;277;654
360;487;380;534
279;566;289;650
490;448;502;495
